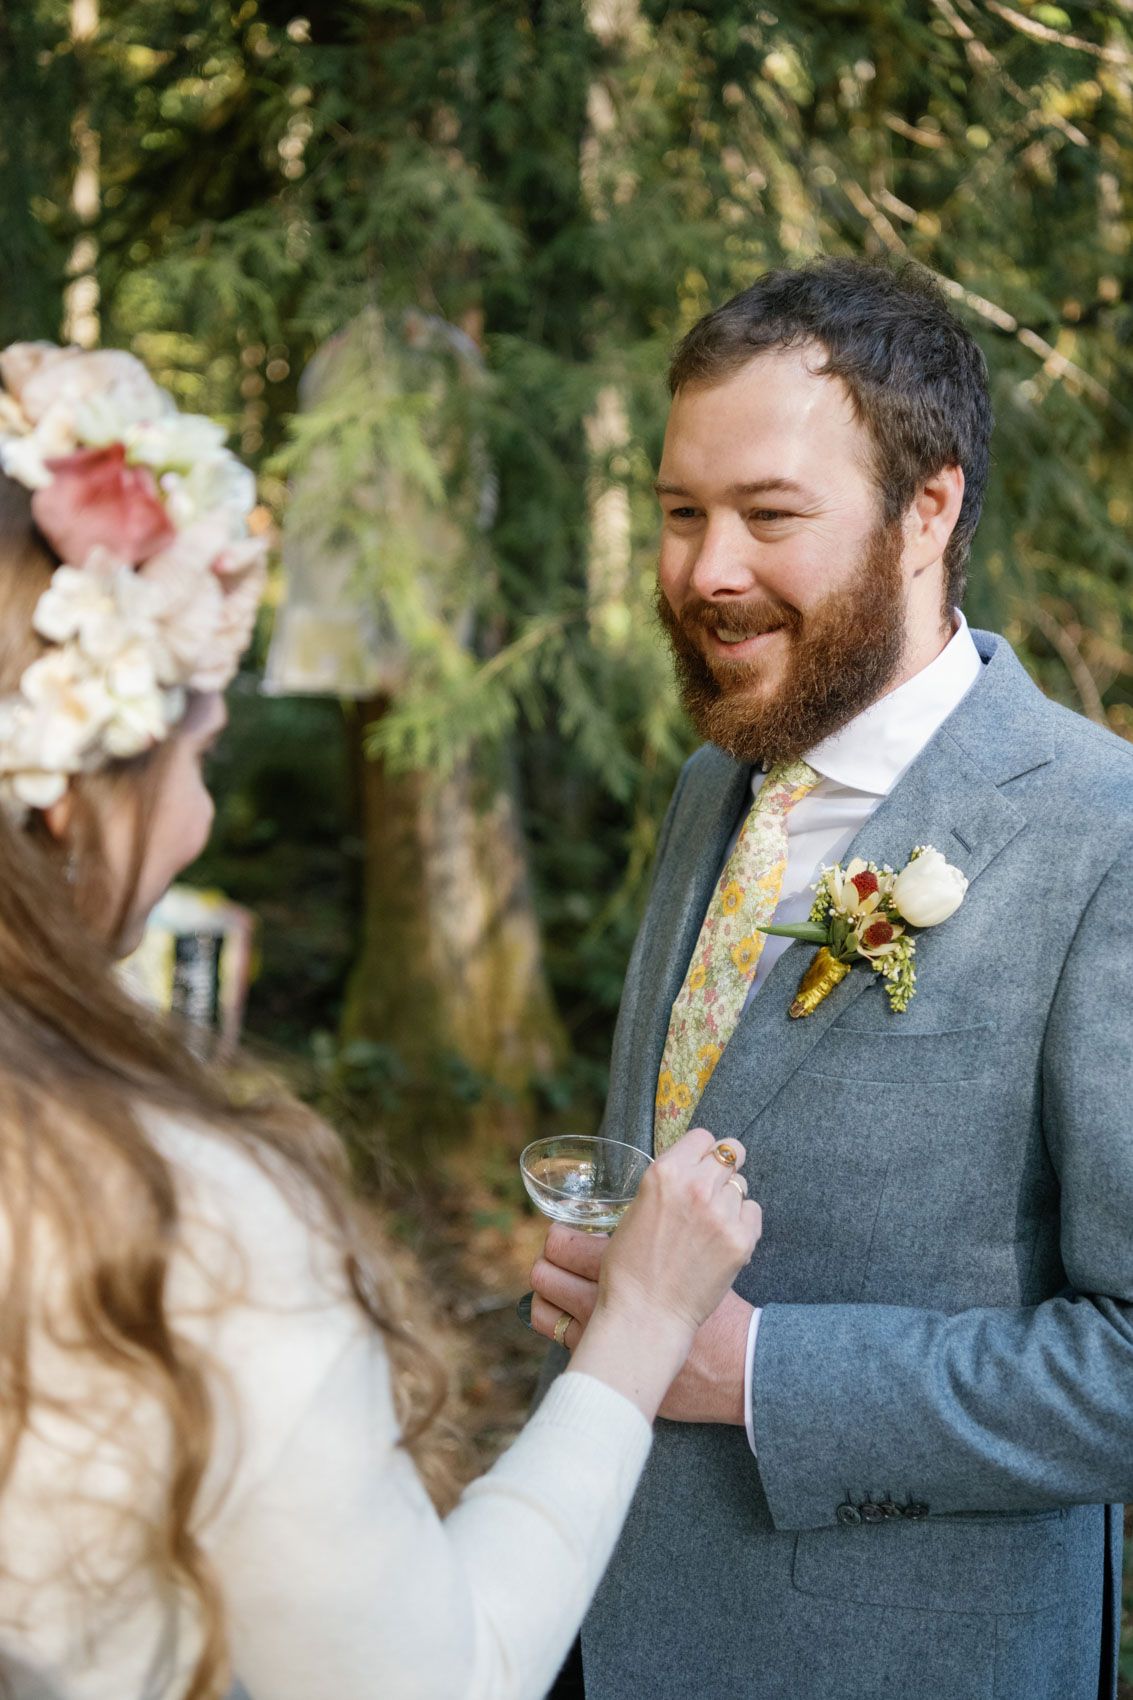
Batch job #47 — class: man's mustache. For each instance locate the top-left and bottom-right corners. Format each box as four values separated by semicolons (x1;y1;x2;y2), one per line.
658;590;802;644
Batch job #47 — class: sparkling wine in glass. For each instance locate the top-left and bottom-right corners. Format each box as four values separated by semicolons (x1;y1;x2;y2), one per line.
519;1135;652;1234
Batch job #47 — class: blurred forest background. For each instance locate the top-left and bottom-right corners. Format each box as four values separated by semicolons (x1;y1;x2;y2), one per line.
5;0;1133;1676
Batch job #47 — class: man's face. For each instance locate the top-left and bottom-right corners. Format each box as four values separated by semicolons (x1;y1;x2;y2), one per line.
655;346;909;764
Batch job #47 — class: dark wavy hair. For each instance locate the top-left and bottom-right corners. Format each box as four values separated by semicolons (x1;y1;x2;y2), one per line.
668;258;993;608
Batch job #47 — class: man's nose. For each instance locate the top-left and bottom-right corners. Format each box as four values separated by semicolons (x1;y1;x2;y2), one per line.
688;519;756;600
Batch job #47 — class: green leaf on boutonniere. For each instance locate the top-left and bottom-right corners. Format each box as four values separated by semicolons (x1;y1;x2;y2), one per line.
755;921;830;945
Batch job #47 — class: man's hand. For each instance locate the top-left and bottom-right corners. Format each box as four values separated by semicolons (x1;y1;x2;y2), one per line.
530;1224;753;1425
655;1286;751;1424
529;1224;603;1351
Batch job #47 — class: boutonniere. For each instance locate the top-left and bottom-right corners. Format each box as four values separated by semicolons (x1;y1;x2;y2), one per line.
758;845;969;1018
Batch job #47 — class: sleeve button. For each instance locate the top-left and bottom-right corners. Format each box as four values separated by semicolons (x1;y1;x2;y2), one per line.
879;1501;903;1519
861;1503;885;1523
904;1502;929;1520
836;1503;863;1526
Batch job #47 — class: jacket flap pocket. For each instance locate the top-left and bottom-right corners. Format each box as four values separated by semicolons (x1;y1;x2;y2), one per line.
792;1513;1064;1614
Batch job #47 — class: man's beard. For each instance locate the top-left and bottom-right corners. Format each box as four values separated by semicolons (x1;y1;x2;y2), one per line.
656;521;907;766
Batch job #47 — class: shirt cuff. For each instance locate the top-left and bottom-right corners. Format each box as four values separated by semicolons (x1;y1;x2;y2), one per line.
744;1306;763;1455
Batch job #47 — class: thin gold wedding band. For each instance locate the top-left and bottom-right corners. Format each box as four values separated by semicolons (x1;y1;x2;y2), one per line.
726;1176;747;1200
553;1311;572;1347
712;1142;739;1168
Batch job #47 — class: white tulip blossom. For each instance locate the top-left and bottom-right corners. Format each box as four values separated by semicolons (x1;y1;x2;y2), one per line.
890;846;969;929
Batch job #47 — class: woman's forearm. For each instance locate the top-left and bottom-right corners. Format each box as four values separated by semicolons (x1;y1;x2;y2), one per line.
567;1299;693;1421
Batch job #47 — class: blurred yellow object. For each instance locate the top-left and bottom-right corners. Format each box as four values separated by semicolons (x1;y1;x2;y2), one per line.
120;885;255;1055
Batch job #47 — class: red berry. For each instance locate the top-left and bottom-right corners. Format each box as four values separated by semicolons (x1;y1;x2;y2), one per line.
851;869;879;900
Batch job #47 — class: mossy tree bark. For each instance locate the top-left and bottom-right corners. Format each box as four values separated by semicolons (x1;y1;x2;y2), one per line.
343;701;566;1169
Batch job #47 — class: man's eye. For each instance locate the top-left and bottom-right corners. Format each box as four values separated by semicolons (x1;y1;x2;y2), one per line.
751;509;790;523
667;507;700;521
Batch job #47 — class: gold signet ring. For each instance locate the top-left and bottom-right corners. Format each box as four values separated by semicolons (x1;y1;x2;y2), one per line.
711;1142;739;1168
553;1311;572;1346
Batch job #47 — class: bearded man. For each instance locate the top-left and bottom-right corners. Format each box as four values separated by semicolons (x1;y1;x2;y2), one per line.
530;257;1133;1700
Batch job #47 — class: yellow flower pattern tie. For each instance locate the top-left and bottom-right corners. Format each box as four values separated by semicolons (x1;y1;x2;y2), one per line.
653;758;820;1153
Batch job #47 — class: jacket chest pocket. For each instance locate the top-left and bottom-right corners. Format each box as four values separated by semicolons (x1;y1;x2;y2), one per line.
806;1022;994;1086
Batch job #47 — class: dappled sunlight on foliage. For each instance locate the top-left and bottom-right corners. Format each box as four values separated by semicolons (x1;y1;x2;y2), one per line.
8;0;1129;1121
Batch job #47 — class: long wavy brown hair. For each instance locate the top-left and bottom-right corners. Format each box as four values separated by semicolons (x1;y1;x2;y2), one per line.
0;476;450;1696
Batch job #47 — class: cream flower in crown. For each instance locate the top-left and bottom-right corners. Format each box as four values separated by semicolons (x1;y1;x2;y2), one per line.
0;342;268;820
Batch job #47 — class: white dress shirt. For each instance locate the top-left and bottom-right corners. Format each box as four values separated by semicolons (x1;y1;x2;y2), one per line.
741;614;984;1451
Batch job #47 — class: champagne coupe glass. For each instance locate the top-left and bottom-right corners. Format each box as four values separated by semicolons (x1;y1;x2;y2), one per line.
519;1135;652;1234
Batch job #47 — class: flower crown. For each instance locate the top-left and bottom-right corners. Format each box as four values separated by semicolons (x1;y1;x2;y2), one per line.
0;342;268;820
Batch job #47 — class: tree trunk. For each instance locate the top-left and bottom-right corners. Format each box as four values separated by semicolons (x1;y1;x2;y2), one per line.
64;0;99;348
343;701;566;1170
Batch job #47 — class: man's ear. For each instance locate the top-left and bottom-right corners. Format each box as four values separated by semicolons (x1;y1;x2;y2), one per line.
905;464;965;573
42;789;74;844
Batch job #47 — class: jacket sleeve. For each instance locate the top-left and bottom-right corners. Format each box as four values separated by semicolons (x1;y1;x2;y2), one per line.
750;845;1133;1531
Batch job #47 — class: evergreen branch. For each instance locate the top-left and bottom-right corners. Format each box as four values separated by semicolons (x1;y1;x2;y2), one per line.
882;114;947;150
1028;603;1110;724
840;176;1127;421
363;611;586;779
932;0;1092;146
982;0;1129;64
474;613;578;692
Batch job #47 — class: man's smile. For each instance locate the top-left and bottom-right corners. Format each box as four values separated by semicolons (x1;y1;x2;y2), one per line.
703;625;786;663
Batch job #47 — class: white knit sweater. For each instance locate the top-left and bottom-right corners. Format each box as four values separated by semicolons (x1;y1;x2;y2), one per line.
0;1116;651;1698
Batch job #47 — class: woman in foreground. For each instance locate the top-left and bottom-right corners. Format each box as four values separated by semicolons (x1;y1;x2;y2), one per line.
0;343;760;1700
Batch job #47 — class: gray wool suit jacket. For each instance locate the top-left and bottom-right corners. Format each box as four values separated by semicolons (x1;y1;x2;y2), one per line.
546;628;1133;1700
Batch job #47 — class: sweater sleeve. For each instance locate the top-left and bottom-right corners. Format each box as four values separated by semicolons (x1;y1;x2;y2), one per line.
161;1127;651;1700
212;1339;650;1700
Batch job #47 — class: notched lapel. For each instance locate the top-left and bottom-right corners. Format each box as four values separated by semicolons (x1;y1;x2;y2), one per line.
693;726;1035;1136
624;749;750;1150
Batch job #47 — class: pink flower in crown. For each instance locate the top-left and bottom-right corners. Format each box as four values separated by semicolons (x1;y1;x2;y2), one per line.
33;444;174;568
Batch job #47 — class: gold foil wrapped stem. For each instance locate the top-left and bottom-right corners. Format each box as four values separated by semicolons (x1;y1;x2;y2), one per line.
789;946;851;1018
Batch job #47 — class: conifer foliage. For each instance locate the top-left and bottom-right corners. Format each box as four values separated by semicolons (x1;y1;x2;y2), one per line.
8;0;1133;1127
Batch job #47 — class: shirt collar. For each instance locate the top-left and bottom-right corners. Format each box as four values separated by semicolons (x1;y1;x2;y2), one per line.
797;611;984;796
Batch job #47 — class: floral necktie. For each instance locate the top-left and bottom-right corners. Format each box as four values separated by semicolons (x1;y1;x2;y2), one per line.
653;758;820;1153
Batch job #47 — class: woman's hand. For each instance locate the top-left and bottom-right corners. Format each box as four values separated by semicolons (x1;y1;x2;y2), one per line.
529;1128;762;1421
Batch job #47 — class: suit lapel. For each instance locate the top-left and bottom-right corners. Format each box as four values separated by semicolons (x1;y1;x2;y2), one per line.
663;631;1055;1138
622;750;750;1150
